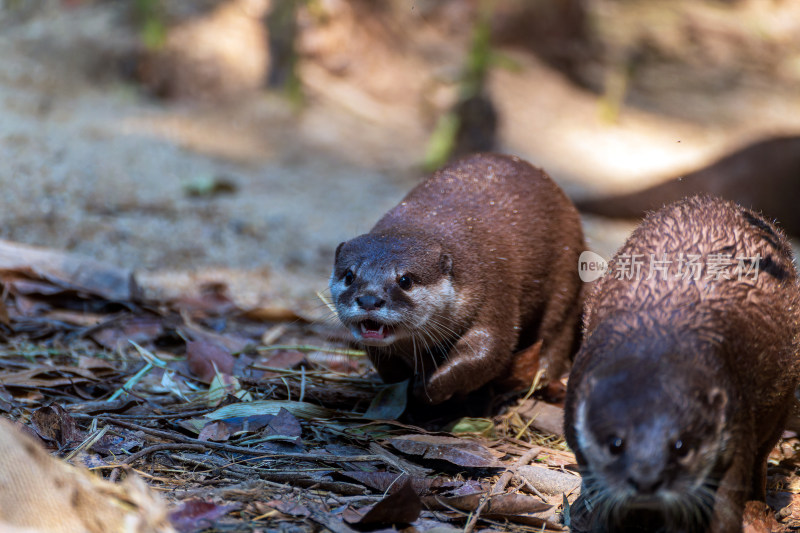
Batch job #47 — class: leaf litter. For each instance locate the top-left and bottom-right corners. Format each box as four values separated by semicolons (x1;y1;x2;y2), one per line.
2;241;798;532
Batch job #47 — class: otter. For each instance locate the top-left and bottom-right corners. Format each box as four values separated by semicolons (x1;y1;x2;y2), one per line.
330;153;585;405
575;136;800;236
564;196;800;532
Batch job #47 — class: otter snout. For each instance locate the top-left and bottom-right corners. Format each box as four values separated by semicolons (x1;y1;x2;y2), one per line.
356;294;385;311
627;466;665;495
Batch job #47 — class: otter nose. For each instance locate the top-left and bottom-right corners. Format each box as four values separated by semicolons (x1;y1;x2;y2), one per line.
356;294;385;311
627;474;663;495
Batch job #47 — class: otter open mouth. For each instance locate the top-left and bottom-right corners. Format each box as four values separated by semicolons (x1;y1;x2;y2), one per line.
359;320;394;340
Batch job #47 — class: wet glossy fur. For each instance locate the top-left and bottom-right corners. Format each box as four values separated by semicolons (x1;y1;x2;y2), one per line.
331;153;585;404
565;196;800;532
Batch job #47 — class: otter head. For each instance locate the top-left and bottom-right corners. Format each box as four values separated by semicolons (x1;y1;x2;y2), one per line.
330;232;456;348
572;331;730;529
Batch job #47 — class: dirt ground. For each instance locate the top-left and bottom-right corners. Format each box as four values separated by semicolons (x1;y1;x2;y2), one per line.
3;1;800;316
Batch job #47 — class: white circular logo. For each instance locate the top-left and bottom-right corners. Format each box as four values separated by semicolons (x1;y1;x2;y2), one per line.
578;251;609;282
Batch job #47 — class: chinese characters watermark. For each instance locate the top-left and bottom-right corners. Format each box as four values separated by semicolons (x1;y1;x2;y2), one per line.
578;251;761;283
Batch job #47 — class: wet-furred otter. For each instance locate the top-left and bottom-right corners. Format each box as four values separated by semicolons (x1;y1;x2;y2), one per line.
330;153;585;405
565;196;800;532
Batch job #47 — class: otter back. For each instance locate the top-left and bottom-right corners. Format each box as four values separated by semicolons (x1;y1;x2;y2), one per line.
575;136;800;236
565;195;800;532
330;153;586;405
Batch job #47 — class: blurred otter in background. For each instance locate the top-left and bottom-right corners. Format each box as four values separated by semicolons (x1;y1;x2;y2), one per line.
576;136;800;235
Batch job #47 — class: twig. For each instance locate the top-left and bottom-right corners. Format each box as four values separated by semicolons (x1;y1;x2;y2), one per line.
107;443;208;482
367;442;432;476
463;447;540;533
256;345;365;357
64;425;109;461
102;418;382;462
169;453;251;481
121;443;209;466
71;410;212;420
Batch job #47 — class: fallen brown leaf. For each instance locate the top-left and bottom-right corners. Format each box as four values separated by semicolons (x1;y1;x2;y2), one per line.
344;480;422;529
169;499;240;533
0;296;9;326
767;491;800;527
186;339;234;383
170;281;239;316
389;434;504;469
30;403;83;446
516;465;581;496
0;417;173;532
0;366;103;389
252;349;306;378
264;499;312;518
90;317;166;350
337;471;457;495
513;400;565;437
0;239;135;301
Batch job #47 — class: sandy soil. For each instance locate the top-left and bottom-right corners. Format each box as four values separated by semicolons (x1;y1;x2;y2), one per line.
2;1;800;312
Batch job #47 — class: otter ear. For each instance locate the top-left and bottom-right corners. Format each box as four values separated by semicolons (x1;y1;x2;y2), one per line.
440;253;453;275
707;387;727;413
335;242;345;262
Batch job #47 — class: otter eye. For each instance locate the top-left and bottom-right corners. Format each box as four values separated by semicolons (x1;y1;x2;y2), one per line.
672;439;689;458
608;437;625;456
397;274;413;291
343;270;355;286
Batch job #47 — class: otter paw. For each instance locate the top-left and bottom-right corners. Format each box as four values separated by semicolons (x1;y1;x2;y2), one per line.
412;377;454;405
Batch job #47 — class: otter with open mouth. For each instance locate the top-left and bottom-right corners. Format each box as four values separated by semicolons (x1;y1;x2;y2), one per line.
330;153;586;405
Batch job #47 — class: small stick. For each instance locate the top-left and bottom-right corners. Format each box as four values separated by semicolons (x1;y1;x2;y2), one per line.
107;443;208;482
103;418;382;461
256;345;365;357
118;443;209;466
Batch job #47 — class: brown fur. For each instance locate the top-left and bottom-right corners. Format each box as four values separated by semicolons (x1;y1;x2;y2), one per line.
331;153;585;404
565;196;800;532
576;137;800;235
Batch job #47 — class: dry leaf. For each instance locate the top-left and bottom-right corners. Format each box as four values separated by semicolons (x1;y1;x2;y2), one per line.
264;499;311;518
344;480;422;528
186;340;234;383
338;472;450;495
0;417;173;533
169;499;240;533
0;296;9;326
389;435;504;469
91;317;166;351
0;239;136;301
30;404;83;446
514;400;565;437
516;465;581;496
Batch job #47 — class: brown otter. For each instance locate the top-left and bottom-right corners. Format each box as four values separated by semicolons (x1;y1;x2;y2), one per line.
575;136;800;236
564;196;800;532
330;153;585;405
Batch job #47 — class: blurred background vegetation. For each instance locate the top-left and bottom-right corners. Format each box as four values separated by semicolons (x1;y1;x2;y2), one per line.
1;0;799;311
